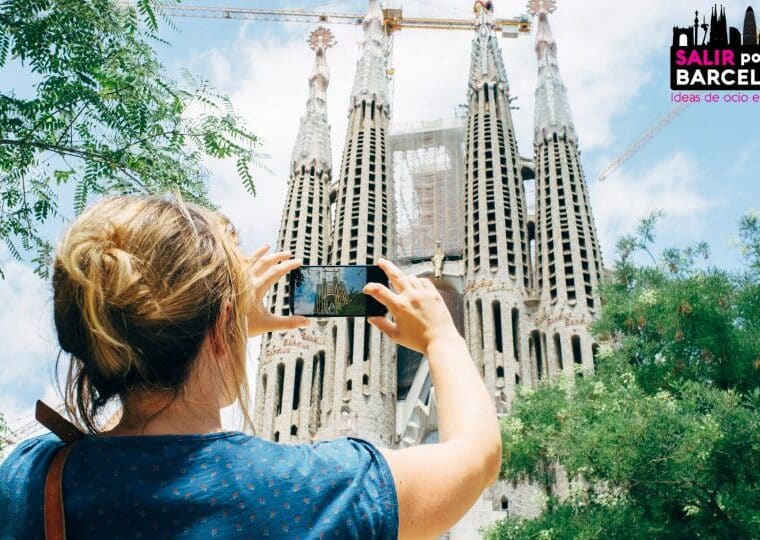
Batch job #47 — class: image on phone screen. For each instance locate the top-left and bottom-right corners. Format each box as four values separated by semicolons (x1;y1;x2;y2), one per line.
289;265;389;317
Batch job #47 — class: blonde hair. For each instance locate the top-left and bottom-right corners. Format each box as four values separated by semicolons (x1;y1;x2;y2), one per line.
53;194;253;433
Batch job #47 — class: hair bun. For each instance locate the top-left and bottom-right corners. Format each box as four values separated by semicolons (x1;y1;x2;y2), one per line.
53;195;254;434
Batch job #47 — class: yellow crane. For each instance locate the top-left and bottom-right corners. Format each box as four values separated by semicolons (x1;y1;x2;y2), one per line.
597;103;691;182
154;3;532;37
153;2;532;116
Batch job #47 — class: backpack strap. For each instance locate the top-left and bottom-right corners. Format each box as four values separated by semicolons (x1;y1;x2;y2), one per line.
35;400;85;540
35;401;84;444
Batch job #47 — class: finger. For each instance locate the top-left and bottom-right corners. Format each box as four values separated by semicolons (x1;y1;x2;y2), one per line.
248;245;270;266
408;275;422;289
363;282;402;311
261;258;302;290
368;316;399;339
377;257;410;293
252;250;292;273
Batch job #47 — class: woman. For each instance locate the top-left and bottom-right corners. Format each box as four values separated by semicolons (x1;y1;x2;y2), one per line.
0;194;502;539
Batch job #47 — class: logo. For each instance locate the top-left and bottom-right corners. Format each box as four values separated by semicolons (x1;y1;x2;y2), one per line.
671;4;760;90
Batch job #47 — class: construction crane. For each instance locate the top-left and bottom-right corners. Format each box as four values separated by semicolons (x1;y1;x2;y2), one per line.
155;4;532;38
154;2;531;115
597;103;690;182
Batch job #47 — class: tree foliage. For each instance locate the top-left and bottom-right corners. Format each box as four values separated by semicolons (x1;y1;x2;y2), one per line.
487;213;760;539
0;0;263;277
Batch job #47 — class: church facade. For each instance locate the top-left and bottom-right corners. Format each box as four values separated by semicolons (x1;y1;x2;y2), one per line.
253;0;603;534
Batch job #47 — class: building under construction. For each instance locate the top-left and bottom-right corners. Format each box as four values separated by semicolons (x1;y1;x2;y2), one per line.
254;0;603;535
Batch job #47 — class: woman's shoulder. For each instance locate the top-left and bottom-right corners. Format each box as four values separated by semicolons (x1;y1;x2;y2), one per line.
1;432;64;473
0;432;64;533
234;434;397;536
292;436;399;536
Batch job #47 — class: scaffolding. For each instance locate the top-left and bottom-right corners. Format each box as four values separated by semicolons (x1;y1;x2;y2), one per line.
390;116;466;262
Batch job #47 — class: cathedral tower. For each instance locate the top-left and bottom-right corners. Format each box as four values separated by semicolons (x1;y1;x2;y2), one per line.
254;28;335;442
530;2;602;380
319;0;397;445
462;1;532;413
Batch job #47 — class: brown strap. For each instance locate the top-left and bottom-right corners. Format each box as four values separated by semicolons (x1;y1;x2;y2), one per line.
35;401;84;444
35;400;85;540
44;443;77;540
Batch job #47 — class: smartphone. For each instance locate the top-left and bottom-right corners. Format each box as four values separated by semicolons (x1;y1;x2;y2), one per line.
289;265;389;317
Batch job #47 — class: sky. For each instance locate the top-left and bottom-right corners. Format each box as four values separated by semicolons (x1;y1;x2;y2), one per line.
1;0;759;437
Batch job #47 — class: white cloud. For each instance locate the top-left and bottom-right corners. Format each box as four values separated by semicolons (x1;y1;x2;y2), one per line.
0;258;59;432
590;152;718;262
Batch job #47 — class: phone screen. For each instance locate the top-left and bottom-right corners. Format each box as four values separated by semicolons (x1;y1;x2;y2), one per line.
289;265;389;317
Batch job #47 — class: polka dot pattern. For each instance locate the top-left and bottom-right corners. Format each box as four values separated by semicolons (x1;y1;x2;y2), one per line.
0;432;399;539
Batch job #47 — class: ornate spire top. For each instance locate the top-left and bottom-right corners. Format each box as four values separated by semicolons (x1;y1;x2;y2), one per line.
474;1;496;34
529;0;576;142
526;0;556;16
468;1;509;97
350;0;390;107
291;27;335;170
308;26;336;52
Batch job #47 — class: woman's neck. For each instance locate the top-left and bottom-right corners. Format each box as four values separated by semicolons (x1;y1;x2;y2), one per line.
101;390;225;437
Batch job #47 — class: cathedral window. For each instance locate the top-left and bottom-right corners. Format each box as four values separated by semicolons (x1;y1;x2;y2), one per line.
531;330;544;380
475;300;484;350
290;425;298;437
344;315;357;367
315;351;326;407
363;319;371;361
554;334;563;370
572;335;583;368
274;431;279;442
492;301;503;353
292;358;304;410
276;363;285;416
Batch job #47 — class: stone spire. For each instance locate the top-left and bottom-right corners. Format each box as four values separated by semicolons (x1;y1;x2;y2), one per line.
291;27;335;169
320;0;396;447
253;28;336;444
350;0;389;108
462;0;532;416
529;0;603;381
468;1;510;97
531;1;576;142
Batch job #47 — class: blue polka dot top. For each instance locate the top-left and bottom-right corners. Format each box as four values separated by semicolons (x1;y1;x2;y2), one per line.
0;431;399;539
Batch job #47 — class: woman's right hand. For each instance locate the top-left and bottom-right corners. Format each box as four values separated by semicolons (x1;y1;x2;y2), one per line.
363;257;459;354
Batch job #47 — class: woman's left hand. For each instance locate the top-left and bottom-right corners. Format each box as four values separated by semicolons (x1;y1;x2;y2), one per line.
246;245;309;337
